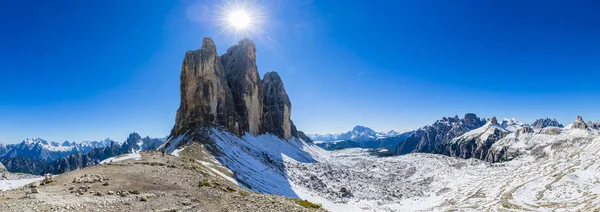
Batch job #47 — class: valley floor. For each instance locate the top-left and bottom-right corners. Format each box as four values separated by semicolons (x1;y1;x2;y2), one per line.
177;128;600;212
286;144;600;211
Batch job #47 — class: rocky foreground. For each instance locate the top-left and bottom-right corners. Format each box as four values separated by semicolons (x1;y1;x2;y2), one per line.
0;151;324;212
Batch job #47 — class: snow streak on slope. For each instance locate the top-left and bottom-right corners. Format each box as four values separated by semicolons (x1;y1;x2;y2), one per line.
202;128;328;197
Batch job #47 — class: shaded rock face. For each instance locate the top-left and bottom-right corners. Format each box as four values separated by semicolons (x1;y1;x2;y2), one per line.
169;38;299;142
262;72;295;140
489;116;499;125
297;131;312;143
172;38;240;136
588;121;600;130
221;39;264;136
531;118;563;129
439;127;509;161
516;126;533;137
572;115;588;130
396;113;486;155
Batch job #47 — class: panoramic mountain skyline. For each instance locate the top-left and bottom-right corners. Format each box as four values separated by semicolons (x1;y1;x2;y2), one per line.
2;0;600;142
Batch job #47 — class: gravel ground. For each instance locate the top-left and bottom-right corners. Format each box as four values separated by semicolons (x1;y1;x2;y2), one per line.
0;151;325;212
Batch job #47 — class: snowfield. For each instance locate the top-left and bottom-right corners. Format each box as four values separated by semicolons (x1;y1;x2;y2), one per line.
0;177;44;191
99;152;142;164
170;127;600;211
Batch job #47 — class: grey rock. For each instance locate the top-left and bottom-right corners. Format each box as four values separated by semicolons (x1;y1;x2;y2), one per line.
171;37;241;137
531;118;564;129
572;115;588;130
516;126;533;137
297;131;313;143
221;38;264;136
261;72;296;140
396;113;486;155
489;116;499;125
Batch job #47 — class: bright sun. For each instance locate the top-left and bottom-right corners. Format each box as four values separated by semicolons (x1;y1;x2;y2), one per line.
228;10;251;30
215;1;265;39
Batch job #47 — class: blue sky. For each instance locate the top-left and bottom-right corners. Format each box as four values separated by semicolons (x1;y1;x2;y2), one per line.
1;0;600;143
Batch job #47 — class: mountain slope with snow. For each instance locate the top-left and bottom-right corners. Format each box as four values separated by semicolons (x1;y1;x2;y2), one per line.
169;116;600;211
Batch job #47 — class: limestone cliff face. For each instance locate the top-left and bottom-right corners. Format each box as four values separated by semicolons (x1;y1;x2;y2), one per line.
262;72;296;140
220;39;264;136
171;38;241;136
169;37;300;142
572;115;588;130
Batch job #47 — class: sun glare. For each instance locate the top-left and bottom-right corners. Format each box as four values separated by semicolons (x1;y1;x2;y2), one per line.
228;10;251;30
215;1;265;40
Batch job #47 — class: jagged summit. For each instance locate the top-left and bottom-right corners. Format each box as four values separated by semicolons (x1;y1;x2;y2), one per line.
396;113;486;155
570;115;588;130
168;37;303;146
262;71;297;140
531;118;563;128
489;116;499;125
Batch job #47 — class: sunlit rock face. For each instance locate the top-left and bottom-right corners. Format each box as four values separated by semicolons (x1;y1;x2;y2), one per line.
171;38;241;137
169;37;301;143
220;38;264;136
572;115;588;130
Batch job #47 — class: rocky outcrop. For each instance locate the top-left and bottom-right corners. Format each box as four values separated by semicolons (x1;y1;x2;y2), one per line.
516;125;533;137
221;38;264;136
262;72;296;140
586;120;600;130
489;116;499;125
297;131;312;143
172;38;241;137
168;38;301;143
571;116;588;130
0;162;7;173
396;113;486;155
531;118;563;129
434;118;510;161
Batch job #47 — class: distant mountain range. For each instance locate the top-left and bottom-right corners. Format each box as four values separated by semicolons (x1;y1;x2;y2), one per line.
0;133;165;175
308;125;413;150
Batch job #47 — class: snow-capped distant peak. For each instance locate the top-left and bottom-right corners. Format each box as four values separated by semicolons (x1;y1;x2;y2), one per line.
500;118;526;132
309;126;406;143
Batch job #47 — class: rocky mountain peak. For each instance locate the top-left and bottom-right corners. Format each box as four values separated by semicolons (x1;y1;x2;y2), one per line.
572;115;588;130
168;38;301;143
489;116;499;125
262;71;297;140
531;118;563;129
352;125;375;133
516;125;533;137
463;113;484;128
201;37;217;51
221;38;263;136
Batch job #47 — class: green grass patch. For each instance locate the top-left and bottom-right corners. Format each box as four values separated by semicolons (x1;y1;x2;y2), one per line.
292;198;322;209
239;191;249;196
199;181;211;187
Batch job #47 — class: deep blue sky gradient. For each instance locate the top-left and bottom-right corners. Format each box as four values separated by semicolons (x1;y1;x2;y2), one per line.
1;0;600;143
